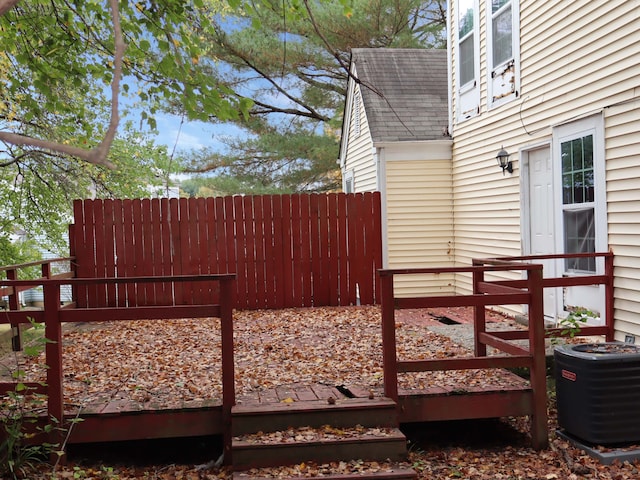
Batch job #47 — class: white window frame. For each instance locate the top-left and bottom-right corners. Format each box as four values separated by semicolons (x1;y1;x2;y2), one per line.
343;169;354;193
455;0;480;122
486;0;520;109
552;114;607;274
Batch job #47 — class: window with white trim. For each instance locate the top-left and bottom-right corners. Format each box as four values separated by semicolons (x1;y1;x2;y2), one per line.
561;134;595;272
455;0;480;121
343;170;354;193
486;0;520;107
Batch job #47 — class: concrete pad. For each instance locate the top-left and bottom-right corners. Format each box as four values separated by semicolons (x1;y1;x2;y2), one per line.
557;430;640;465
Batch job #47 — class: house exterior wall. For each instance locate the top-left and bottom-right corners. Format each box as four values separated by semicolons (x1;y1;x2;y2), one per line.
382;141;455;296
341;81;378;193
449;0;640;338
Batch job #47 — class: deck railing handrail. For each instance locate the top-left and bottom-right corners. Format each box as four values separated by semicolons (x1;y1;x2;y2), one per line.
378;262;547;446
0;256;76;351
0;256;74;274
0;273;237;462
379;251;615;451
473;251;615;342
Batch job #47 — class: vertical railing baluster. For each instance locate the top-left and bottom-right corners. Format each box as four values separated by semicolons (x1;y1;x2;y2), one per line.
605;251;615;342
220;276;236;465
7;268;21;351
44;280;64;460
472;267;487;357
527;265;549;450
380;273;398;401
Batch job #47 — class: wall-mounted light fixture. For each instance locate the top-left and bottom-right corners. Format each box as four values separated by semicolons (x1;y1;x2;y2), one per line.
496;146;513;175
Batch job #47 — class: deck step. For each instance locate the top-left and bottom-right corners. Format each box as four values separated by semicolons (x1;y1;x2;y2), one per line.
232;425;408;470
232;397;398;435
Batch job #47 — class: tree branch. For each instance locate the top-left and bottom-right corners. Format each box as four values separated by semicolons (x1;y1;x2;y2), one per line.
90;0;125;165
0;0;19;16
0;0;125;169
249;98;331;121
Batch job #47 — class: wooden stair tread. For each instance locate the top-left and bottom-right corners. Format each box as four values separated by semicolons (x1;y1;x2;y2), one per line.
232;397;396;415
233;425;405;447
232;426;408;470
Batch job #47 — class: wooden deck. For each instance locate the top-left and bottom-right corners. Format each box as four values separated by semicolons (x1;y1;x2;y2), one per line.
1;250;615;470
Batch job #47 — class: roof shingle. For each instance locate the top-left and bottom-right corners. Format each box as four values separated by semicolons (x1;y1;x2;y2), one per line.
351;48;449;142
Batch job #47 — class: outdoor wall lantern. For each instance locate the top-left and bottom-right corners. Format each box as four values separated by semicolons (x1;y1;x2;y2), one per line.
496;146;513;175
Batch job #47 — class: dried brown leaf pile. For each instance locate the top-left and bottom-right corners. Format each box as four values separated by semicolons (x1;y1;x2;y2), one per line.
8;305;526;411
237;459;412;479
6;306;640;479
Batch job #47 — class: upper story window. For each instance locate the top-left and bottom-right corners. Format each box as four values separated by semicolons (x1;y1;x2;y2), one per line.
456;0;480;121
487;0;520;108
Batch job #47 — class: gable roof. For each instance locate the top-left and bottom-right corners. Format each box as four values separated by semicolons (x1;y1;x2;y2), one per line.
350;48;449;142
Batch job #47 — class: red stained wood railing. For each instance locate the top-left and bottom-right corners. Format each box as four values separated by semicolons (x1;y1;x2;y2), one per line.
473;252;615;342
70;194;383;311
0;257;74;351
379;252;614;451
0;273;237;464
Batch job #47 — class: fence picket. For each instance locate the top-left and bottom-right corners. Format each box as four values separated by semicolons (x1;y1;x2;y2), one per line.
271;195;286;309
337;194;349;305
152;198;169;305
103;200;117;306
224;196;238;306
140;199;155;305
299;194;312;307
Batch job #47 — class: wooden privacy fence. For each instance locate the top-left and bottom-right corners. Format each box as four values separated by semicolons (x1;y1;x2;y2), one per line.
70;193;382;310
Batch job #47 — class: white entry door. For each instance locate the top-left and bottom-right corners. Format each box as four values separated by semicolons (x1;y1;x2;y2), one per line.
527;145;559;321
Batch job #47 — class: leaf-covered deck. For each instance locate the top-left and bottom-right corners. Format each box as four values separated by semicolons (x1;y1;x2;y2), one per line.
3;305;529;417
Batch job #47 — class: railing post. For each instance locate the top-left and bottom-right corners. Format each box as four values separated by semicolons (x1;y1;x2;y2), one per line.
605;252;615;342
380;272;398;402
472;267;487;357
7;268;22;351
43;280;64;460
220;277;236;465
527;265;549;450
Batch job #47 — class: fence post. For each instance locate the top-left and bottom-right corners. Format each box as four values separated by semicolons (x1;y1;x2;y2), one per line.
527;265;548;450
380;272;398;402
220;277;236;465
43;281;64;460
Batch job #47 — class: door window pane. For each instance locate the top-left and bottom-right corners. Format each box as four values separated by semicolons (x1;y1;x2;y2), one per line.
564;209;595;272
561;134;594;205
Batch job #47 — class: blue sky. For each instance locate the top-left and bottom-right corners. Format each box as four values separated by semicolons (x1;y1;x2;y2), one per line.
153;114;229;152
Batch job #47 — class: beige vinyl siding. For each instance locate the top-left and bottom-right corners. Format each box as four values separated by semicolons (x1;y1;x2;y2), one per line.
344;84;377;192
449;0;640;333
386;158;455;296
605;99;640;341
